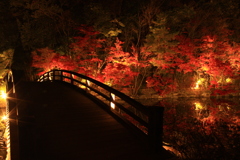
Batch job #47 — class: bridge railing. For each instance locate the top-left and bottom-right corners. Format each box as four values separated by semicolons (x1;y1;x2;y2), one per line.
4;70;19;160
38;69;164;152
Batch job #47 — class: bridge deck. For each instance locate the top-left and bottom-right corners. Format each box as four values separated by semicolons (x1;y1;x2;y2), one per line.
13;81;175;160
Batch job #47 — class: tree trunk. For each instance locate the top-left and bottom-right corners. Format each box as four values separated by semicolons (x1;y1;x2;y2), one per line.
1;0;32;81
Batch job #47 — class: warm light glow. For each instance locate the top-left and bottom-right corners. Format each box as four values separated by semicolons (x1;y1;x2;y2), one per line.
163;145;181;158
2;115;8;121
86;80;91;91
1;91;7;99
194;102;203;110
193;80;201;89
110;93;116;109
193;78;204;89
194;80;200;89
110;102;115;109
202;66;209;71
226;78;232;83
79;85;86;89
105;82;112;86
86;80;91;86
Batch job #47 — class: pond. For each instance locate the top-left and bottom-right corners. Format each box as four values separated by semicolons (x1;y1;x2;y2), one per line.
140;97;240;160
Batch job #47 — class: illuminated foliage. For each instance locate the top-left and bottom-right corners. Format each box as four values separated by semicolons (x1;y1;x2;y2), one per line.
102;39;138;88
31;48;76;75
70;25;106;78
30;0;240;97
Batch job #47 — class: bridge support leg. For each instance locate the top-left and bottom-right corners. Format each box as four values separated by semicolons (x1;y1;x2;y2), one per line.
148;106;164;153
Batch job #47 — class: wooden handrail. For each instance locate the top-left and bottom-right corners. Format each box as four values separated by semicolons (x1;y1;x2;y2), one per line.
38;69;164;152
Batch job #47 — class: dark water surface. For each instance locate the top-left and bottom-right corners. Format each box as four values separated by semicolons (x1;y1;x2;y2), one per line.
140;97;240;160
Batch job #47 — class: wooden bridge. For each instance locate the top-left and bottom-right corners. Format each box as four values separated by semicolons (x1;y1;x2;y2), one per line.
5;70;177;160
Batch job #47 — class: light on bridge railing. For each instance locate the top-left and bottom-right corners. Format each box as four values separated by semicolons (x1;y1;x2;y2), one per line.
110;93;116;109
79;85;86;89
86;80;91;86
86;80;91;91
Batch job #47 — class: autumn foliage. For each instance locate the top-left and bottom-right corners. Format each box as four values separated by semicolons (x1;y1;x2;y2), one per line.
31;24;240;97
28;1;240;159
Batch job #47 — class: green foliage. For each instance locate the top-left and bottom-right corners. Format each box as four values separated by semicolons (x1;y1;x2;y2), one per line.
145;13;179;53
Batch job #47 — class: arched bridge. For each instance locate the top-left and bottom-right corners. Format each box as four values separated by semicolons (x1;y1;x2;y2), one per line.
5;69;175;160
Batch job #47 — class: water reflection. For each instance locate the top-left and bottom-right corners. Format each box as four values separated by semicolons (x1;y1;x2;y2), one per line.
141;97;240;160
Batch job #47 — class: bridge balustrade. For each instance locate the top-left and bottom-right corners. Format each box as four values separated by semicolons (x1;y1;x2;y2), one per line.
38;69;164;152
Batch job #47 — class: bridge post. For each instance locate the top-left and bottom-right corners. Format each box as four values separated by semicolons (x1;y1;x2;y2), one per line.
52;69;62;81
60;70;63;81
49;71;52;81
148;106;164;153
70;74;74;85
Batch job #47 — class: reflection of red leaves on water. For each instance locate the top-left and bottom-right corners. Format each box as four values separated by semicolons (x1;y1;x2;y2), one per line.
211;98;237;106
155;99;240;159
232;116;240;124
208;107;219;116
176;121;189;129
200;115;216;125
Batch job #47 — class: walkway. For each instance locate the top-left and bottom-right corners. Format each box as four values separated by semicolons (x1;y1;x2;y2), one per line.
13;81;175;160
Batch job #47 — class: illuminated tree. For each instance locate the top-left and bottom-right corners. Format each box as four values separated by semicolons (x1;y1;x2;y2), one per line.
29;0;240;97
